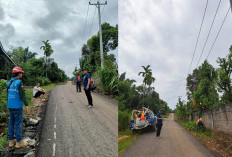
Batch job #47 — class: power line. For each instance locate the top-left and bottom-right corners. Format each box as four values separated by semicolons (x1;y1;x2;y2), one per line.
187;0;209;75
82;3;90;45
206;6;230;59
88;6;97;38
174;0;209;101
196;0;222;67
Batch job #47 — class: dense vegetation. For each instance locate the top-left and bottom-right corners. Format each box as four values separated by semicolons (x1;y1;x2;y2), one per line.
118;65;170;132
74;22;118;96
176;45;232;119
4;41;68;86
0;41;67;147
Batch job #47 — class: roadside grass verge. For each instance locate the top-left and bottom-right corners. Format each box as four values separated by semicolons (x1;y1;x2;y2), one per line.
0;134;7;150
25;82;65;106
176;119;232;157
0;82;65;150
118;130;140;157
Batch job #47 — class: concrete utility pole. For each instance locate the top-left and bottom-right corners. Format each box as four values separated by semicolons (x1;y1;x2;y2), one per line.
89;1;107;69
230;0;232;12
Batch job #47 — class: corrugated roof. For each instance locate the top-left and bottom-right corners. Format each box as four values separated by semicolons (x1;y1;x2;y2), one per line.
0;41;17;66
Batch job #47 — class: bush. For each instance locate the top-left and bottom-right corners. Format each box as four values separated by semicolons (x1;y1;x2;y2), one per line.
0;80;7;92
119;111;131;131
0;112;7;123
26;76;51;86
94;68;118;95
184;121;197;131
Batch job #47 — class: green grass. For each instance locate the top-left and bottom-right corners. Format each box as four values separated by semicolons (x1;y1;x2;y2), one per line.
0;82;65;150
0;135;7;150
0;128;8;150
118;130;140;157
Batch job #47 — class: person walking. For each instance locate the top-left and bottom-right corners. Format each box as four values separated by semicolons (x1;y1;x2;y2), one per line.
83;69;93;108
156;109;164;137
7;67;29;148
75;71;82;92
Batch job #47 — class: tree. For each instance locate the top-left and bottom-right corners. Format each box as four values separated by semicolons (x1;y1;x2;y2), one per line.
40;40;54;78
186;68;200;101
176;97;186;120
193;60;218;109
138;65;155;106
81;44;90;60
217;45;232;104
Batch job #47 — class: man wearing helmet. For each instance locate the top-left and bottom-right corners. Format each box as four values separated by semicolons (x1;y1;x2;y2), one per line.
75;71;82;92
7;67;29;148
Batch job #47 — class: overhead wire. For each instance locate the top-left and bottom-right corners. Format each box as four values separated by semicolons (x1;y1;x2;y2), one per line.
82;2;90;45
174;0;209;101
88;6;97;38
187;0;209;75
196;0;222;67
206;6;230;59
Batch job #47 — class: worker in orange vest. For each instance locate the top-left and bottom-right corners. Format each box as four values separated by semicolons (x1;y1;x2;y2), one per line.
196;118;203;132
75;71;82;92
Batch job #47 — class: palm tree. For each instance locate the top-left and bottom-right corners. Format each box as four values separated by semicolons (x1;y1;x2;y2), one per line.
138;65;155;107
40;40;53;78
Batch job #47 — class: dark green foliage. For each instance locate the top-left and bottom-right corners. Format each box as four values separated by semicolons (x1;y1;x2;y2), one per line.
118;71;170;115
193;60;218;109
77;23;118;96
118;111;130;132
177;45;232;119
216;46;232;104
5;45;67;86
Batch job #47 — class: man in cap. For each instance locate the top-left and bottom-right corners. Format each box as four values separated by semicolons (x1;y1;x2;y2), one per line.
156;109;164;137
83;69;93;108
7;67;29;148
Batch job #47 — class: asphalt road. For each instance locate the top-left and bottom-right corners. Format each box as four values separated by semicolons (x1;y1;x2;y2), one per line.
121;113;215;157
36;82;118;157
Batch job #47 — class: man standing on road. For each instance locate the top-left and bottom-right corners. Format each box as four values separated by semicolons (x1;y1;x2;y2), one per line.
75;71;82;92
83;69;93;108
156;109;164;137
7;67;29;148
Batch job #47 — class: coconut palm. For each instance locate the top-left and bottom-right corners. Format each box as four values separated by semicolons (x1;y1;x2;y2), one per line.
40;40;53;78
138;65;155;107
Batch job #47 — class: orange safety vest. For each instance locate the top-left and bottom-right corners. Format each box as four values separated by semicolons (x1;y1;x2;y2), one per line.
77;75;81;82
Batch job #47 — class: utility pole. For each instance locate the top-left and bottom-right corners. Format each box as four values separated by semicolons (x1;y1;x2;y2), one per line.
230;0;232;12
89;1;107;69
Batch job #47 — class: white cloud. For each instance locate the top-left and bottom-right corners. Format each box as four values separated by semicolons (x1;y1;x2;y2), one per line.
119;0;232;109
0;0;118;77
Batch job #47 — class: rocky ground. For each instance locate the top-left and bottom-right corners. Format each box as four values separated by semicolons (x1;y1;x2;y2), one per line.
0;93;49;157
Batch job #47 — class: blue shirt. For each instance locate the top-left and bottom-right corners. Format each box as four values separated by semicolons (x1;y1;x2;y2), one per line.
157;113;163;124
83;73;91;89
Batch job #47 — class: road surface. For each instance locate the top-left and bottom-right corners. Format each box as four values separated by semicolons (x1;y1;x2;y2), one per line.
36;82;118;157
121;113;215;157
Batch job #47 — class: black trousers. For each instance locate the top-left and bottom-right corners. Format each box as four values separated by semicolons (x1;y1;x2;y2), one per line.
34;91;45;98
76;82;81;92
84;89;93;106
156;123;163;137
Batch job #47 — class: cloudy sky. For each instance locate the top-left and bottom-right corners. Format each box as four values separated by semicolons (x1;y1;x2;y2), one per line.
119;0;232;109
0;0;118;77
